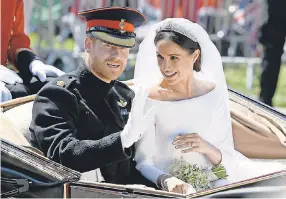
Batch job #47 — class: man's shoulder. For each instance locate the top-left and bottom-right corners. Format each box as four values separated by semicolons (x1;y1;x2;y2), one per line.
42;72;79;91
112;80;135;100
36;72;81;103
34;72;81;110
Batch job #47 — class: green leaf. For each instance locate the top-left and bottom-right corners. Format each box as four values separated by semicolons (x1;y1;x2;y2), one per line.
169;160;229;192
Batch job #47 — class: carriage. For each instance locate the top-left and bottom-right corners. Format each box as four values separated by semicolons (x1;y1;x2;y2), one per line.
1;89;286;198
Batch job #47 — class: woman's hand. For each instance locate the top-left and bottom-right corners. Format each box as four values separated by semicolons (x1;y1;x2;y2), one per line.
164;177;196;194
120;85;153;148
173;133;222;165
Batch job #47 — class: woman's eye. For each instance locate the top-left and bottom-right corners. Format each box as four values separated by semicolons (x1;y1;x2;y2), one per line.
157;54;163;59
170;56;178;60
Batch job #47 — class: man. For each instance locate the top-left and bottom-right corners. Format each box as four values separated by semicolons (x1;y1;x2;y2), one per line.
30;7;153;185
258;0;286;106
0;0;64;102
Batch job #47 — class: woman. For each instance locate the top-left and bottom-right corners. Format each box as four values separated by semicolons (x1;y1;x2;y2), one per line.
133;18;285;194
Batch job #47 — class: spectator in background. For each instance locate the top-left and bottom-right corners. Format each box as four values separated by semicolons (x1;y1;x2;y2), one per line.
23;0;34;34
258;0;286;106
0;0;64;103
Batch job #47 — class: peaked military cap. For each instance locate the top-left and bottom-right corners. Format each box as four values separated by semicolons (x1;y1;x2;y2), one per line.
78;7;145;48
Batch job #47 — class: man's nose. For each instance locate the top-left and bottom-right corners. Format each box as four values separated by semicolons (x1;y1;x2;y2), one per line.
110;47;120;56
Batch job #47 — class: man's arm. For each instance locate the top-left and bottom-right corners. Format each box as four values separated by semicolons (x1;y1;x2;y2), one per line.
30;84;131;172
7;0;41;81
8;0;64;82
7;0;31;66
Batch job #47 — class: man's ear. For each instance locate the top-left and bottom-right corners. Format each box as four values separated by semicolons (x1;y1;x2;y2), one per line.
84;37;92;53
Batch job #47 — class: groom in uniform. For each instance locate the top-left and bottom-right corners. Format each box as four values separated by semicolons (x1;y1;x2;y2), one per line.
30;7;154;186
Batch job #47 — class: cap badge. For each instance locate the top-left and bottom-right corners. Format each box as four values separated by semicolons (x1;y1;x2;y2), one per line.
119;19;126;33
117;99;127;107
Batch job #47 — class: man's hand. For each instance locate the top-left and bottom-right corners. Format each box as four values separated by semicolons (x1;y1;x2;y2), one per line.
29;60;65;82
0;81;12;102
0;65;23;85
0;65;23;102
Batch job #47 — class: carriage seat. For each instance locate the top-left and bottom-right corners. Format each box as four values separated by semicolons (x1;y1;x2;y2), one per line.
1;98;286;165
2;101;34;144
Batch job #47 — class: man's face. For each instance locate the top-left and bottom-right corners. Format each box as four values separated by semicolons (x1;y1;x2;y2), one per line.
85;37;130;82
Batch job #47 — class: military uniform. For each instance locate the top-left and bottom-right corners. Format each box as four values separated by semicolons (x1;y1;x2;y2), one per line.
29;7;152;185
31;64;143;184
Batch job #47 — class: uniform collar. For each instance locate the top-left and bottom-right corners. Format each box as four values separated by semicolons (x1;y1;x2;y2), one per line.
76;64;115;96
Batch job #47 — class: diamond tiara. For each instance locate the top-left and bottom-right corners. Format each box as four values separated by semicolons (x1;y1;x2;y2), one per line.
156;20;198;43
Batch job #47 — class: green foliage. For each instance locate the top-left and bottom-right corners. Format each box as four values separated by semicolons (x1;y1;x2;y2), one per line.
169;159;228;192
224;64;286;108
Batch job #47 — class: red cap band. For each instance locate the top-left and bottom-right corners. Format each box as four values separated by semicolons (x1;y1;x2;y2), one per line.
87;19;134;32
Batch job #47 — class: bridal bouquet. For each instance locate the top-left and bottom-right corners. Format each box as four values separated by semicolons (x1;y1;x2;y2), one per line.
169;159;228;192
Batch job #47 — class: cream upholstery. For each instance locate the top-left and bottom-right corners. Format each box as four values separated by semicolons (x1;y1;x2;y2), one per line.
1;99;286;164
1;102;34;146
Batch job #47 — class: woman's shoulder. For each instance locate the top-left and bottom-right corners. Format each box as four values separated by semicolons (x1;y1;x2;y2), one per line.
148;84;177;101
148;85;163;100
148;79;216;101
192;79;216;98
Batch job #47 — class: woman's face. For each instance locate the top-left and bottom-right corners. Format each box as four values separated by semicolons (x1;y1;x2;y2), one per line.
156;39;198;86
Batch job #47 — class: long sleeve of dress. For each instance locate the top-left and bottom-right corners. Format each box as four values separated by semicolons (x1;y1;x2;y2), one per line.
30;84;131;172
134;100;167;185
207;88;245;183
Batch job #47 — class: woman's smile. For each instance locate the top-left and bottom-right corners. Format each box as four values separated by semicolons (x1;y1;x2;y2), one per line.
163;71;177;79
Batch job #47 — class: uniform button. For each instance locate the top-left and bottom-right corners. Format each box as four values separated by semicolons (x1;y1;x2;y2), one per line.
11;30;13;35
14;16;16;22
8;46;11;49
56;80;66;87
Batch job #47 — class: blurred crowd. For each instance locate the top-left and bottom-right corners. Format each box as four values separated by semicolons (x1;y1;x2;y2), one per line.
24;0;266;57
2;0;286;106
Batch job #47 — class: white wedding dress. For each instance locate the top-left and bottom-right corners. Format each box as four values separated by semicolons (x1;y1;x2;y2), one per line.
135;84;286;186
133;18;286;189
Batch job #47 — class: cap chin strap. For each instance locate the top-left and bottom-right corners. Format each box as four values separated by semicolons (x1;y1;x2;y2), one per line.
88;26;136;38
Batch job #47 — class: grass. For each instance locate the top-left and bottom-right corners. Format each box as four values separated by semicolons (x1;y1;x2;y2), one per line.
29;32;75;50
224;63;286;108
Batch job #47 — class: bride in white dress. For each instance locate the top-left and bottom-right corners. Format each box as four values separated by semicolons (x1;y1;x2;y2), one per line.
133;18;286;194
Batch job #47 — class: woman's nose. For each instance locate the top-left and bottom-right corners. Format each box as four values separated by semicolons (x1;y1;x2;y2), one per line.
161;61;172;71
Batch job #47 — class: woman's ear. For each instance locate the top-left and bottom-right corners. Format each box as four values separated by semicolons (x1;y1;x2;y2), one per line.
84;37;92;53
192;49;200;63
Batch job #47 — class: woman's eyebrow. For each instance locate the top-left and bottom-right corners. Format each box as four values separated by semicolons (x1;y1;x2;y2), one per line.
168;54;180;56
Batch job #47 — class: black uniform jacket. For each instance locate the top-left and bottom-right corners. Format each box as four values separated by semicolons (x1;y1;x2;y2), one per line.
29;65;143;184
